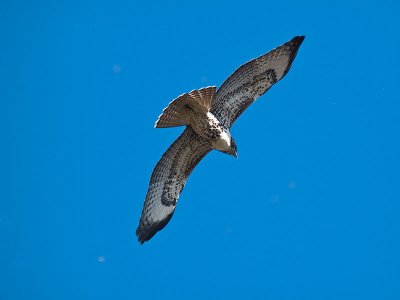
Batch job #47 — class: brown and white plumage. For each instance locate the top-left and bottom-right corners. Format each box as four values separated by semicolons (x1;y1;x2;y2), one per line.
136;36;305;244
136;127;211;243
155;86;216;128
211;36;305;128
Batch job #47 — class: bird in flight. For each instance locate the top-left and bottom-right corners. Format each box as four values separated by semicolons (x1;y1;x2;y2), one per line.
136;36;305;244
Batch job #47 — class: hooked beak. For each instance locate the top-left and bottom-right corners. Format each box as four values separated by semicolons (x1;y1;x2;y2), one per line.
221;148;238;158
230;149;238;159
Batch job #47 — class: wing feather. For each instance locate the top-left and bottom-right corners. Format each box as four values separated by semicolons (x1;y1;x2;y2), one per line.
136;127;211;243
211;36;305;128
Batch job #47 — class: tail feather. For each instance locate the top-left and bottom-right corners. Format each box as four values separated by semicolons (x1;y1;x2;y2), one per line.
155;86;216;128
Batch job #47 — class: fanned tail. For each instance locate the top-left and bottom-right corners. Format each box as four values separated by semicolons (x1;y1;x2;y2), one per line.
155;86;216;128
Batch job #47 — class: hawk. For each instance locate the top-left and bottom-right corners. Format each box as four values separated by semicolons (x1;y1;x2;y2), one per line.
136;36;305;244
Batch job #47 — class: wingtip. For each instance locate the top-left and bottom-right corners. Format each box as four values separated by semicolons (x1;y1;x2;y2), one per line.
136;212;175;245
292;35;305;45
136;227;147;245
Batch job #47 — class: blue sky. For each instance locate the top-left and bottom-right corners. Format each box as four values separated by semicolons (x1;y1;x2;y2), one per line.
1;0;400;299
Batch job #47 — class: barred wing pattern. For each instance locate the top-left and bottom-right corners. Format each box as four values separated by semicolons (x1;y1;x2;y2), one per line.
136;127;212;244
211;36;304;128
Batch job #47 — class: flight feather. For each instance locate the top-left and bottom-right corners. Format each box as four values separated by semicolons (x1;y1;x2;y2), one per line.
136;127;211;243
211;36;304;128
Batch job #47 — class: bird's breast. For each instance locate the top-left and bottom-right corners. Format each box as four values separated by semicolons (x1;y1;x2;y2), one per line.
189;111;231;151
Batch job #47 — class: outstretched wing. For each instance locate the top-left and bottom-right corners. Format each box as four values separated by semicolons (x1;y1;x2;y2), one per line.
211;36;305;128
136;127;211;244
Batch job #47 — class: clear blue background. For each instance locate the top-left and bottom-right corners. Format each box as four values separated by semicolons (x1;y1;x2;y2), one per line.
1;0;399;299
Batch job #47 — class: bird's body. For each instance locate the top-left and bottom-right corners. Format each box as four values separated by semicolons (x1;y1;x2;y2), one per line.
188;110;234;155
136;36;305;243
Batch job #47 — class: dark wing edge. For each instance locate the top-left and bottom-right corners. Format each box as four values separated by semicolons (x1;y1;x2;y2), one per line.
136;127;211;244
211;36;305;128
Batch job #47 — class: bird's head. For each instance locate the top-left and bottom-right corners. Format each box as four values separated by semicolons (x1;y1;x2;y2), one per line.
227;137;238;158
